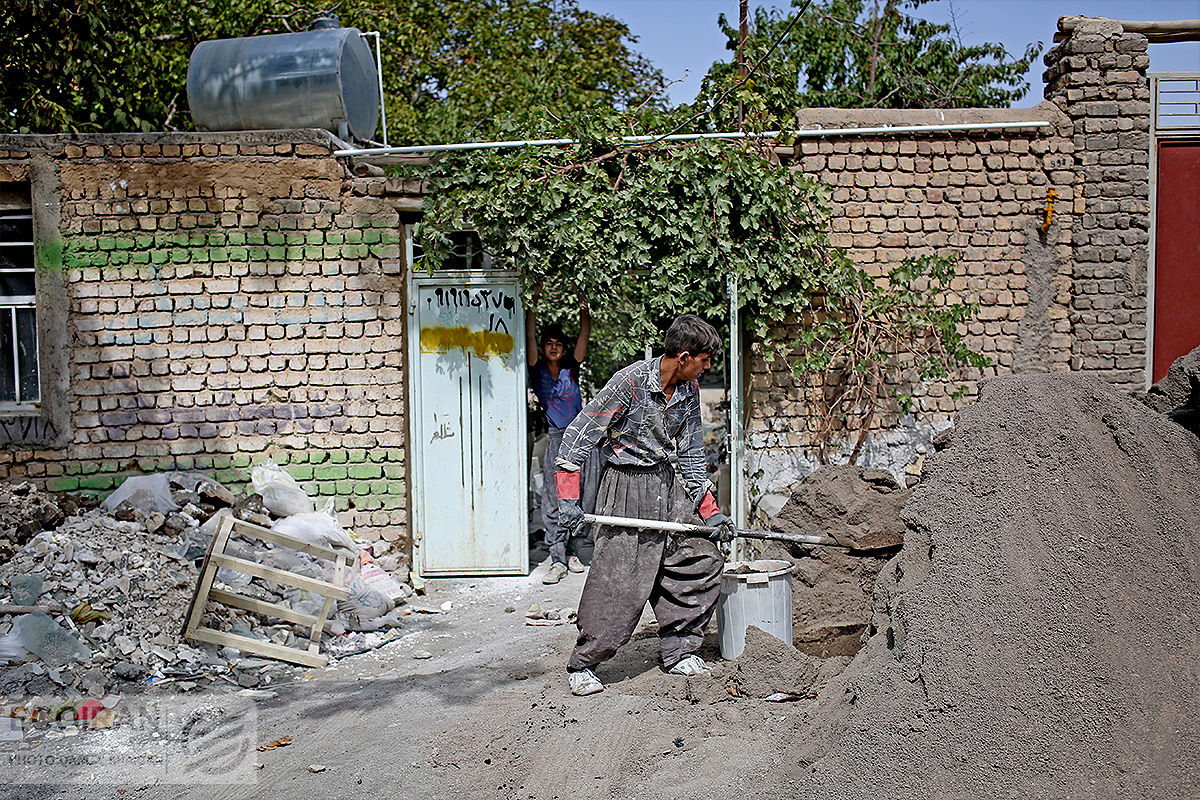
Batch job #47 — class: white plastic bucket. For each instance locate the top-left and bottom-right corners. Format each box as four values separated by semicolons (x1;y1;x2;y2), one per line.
716;559;794;660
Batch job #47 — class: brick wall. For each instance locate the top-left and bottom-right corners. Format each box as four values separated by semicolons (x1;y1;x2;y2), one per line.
0;131;411;551
0;19;1156;546
1043;17;1151;387
747;19;1151;492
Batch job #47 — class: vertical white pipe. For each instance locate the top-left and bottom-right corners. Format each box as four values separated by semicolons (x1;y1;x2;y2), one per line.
363;32;389;148
729;276;748;559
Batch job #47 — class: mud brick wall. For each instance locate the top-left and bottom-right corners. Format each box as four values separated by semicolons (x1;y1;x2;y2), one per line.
0;131;409;549
1043;17;1152;388
747;19;1151;490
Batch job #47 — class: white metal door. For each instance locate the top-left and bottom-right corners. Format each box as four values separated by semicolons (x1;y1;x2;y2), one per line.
408;269;528;575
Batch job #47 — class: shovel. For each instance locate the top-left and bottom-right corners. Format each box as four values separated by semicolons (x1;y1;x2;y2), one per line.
582;513;847;549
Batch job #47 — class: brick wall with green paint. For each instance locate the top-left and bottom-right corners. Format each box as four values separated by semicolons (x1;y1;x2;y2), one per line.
0;131;412;554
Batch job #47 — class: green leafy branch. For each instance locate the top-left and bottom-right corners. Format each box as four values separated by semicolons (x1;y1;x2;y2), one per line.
414;108;987;462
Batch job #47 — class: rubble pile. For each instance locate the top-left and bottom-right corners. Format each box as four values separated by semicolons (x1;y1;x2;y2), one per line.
762;465;910;657
0;466;413;709
786;372;1200;798
0;481;96;561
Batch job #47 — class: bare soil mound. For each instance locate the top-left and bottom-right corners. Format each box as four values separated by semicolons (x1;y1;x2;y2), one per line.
786;373;1200;798
726;625;818;698
1143;343;1200;436
769;465;910;656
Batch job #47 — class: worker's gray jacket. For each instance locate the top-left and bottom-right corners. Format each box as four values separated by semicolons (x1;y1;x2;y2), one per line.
556;356;711;508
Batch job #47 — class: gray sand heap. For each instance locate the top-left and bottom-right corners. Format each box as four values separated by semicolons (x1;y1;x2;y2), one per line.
787;373;1200;798
727;625;818;698
770;465;910;656
1142;344;1200;436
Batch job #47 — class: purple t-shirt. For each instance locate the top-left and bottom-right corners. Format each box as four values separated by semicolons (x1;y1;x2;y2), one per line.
530;355;584;430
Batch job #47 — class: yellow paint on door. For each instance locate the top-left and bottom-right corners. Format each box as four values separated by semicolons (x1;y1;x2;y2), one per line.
420;326;515;360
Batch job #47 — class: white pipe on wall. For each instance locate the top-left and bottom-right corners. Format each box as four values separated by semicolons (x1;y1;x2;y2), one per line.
332;121;1052;158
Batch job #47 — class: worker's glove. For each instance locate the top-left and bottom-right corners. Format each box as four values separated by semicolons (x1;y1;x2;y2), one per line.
555;471;585;536
558;498;586;537
702;511;737;544
697;491;735;544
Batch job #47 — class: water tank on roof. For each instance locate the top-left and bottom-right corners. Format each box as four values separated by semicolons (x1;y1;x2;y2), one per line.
187;21;379;142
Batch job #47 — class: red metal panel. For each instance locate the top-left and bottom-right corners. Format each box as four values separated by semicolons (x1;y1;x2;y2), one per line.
1153;140;1200;382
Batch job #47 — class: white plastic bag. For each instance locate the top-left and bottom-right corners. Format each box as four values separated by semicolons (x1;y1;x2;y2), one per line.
358;552;411;606
102;473;178;514
251;460;314;517
339;571;392;622
271;498;354;550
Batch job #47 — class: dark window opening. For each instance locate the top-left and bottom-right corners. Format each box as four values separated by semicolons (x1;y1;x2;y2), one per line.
444;231;486;270
0;183;38;405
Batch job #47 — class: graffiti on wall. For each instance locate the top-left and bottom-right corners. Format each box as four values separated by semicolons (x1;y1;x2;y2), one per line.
0;416;58;445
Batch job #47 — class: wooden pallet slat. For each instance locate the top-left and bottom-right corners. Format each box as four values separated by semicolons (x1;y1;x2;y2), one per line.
206;587;320;628
182;516;353;668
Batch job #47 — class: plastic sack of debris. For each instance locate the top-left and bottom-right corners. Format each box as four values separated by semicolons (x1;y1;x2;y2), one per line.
346;606;406;632
281;588;326;619
251;460;314;518
271;499;354;550
358;551;411;606
336;561;399;631
260;546;334;583
102;473;178;514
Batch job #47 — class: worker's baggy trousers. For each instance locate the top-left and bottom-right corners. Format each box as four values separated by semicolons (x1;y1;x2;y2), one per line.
567;462;722;672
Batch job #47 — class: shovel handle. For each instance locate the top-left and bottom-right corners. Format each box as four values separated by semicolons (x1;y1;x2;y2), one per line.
581;513;843;548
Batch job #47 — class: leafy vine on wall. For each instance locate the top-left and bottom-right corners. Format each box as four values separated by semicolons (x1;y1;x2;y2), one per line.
414;111;987;463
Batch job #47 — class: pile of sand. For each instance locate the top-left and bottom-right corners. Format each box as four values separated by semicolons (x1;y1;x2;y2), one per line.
768;465;910;656
1143;345;1200;436
785;373;1200;797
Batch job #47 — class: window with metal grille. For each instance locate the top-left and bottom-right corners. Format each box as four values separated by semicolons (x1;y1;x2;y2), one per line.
0;183;38;405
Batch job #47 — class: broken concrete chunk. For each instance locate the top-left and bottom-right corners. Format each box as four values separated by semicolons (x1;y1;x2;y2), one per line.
9;574;44;605
113;661;147;681
198;480;238;508
143;511;167;534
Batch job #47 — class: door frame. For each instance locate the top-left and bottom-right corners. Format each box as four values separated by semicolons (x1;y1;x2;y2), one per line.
1147;73;1200;388
404;244;529;577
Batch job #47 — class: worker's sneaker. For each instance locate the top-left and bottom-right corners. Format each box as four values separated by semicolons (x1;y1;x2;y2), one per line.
542;561;569;585
568;669;604;696
667;654;712;676
567;556;585;573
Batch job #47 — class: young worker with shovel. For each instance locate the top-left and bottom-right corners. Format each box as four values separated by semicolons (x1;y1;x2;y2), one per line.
553;314;735;696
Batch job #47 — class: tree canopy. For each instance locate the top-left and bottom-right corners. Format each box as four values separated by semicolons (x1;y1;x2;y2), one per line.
698;0;1042;129
0;0;666;140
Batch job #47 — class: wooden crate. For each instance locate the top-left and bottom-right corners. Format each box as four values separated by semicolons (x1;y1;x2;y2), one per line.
182;515;353;668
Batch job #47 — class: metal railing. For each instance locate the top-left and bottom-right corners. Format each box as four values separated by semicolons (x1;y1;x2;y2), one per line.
1154;75;1200;133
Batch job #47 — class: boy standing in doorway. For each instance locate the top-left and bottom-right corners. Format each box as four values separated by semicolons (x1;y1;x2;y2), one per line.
553;314;735;696
526;291;591;584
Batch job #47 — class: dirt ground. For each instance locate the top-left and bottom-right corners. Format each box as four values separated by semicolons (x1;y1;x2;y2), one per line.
4;560;820;800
